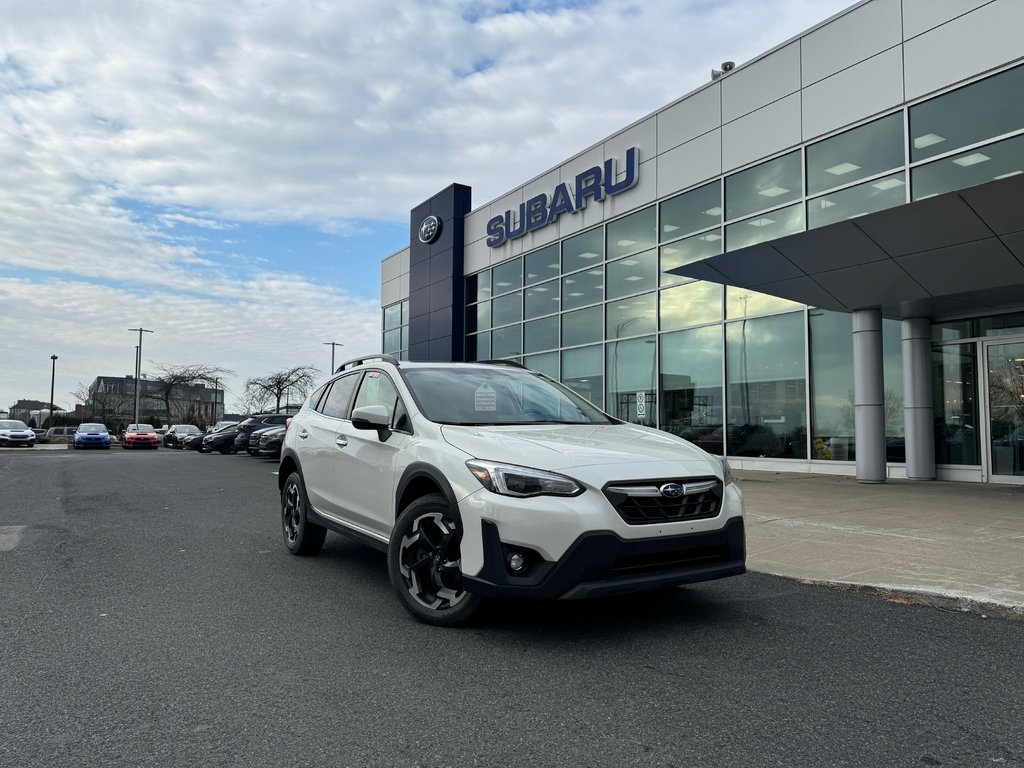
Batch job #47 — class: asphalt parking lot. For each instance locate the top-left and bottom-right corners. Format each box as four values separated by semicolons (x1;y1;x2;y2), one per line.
1;448;1022;768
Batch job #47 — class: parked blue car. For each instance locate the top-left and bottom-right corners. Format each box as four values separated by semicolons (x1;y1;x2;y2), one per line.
73;423;111;449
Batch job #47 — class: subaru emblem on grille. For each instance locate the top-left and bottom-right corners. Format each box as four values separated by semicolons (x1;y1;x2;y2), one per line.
659;483;684;498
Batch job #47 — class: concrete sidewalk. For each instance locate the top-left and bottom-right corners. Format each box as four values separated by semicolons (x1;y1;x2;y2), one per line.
738;470;1024;619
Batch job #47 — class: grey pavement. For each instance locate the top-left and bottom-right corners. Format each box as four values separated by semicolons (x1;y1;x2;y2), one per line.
738;469;1024;619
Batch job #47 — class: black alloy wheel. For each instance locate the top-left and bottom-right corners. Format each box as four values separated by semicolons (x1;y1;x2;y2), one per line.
281;471;326;555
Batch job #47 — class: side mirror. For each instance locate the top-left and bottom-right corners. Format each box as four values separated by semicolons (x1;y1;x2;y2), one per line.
351;405;391;431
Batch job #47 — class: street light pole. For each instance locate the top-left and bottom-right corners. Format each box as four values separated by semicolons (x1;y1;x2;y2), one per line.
128;327;154;425
323;341;344;373
49;355;58;427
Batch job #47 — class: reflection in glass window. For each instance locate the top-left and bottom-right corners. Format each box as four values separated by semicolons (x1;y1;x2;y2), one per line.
979;311;1024;337
466;270;491;303
661;281;723;331
524;244;560;286
606;249;657;300
561;344;604;409
882;318;904;463
383;328;402;355
809;309;855;461
524;316;559;353
492;258;523;295
525;351;559;379
562;305;603;348
561;267;603;310
466;301;490;333
726;286;802;318
725;150;801;221
607;206;656;260
660;231;722;285
660;181;721;241
401;300;409;325
384;304;402;330
660;326;724;455
607;336;657;427
524;280;560;320
491;325;522;359
401;326;409;354
726;312;807;459
562;227;604;273
466;332;490;361
808;173;906;230
912;133;1024;201
491;292;522;327
910;63;1024;162
932;343;979;466
726;203;804;251
607;293;657;339
807;113;904;195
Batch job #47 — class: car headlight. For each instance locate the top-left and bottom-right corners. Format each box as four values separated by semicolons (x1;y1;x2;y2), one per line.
466;460;583;498
719;457;734;486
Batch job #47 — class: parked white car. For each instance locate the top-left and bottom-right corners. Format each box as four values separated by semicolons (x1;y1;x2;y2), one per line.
0;419;37;448
278;356;745;626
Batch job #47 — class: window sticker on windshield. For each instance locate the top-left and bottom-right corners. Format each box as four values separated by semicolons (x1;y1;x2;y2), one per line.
367;371;379;378
474;384;496;412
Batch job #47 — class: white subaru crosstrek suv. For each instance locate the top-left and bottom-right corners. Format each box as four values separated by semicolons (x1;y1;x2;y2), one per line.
278;355;745;626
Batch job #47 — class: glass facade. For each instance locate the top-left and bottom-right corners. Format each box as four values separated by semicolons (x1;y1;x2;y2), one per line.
383;299;410;360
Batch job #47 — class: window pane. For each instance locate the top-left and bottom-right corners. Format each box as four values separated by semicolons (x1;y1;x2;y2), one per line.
726;286;802;318
660;181;721;241
353;372;400;420
524;244;560;286
401;326;409;352
321;374;360;419
561;267;603;310
809;309;855;461
932;343;979;466
607;206;656;259
525;351;559;379
524;280;560;319
561;345;604;409
466;270;491;303
660;326;723;455
606;248;657;300
726;150;801;220
661;281;722;331
912;133;1024;200
401;300;409;325
466;301;490;333
932;320;974;343
808;173;906;229
384;304;402;331
607;292;657;339
383;328;402;354
562;228;604;273
726;203;804;251
726;312;807;458
660;231;722;285
491;325;521;359
607;337;657;426
562;305;603;348
491;292;522;327
524;316;559;353
807;113;904;194
910;64;1024;162
979;311;1024;337
492;258;523;295
882;318;904;463
466;332;490;361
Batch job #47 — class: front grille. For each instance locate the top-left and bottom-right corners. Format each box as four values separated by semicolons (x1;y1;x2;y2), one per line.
610;544;730;575
603;477;722;525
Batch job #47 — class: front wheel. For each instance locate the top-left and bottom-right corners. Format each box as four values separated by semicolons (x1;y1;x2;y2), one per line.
281;472;326;555
387;494;481;627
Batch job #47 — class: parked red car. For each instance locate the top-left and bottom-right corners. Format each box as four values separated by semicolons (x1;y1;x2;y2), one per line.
122;424;160;449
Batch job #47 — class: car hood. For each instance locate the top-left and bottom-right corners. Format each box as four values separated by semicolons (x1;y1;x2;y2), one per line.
0;429;34;436
440;423;719;475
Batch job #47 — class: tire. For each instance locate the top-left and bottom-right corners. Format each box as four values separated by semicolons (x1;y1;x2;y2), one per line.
387;494;481;627
218;444;231;454
281;472;326;556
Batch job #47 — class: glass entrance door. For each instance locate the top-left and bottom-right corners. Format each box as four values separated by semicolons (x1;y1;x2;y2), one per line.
985;338;1024;482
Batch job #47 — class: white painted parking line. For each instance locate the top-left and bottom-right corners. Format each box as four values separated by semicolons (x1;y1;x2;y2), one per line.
0;525;27;552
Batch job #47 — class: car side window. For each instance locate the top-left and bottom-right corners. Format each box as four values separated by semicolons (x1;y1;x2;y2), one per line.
319;374;361;419
352;371;403;427
309;383;329;411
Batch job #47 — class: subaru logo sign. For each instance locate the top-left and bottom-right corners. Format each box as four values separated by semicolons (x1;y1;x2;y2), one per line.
418;215;441;244
659;483;684;499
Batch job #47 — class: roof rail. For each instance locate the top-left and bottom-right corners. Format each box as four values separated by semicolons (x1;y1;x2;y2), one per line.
477;359;528;369
336;354;400;373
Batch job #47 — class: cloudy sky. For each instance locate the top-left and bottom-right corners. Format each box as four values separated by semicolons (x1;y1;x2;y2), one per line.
0;0;857;415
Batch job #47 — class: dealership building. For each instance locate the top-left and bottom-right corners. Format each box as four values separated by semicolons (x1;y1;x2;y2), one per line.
379;0;1024;484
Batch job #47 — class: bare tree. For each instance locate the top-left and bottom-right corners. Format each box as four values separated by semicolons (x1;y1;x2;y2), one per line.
150;363;233;425
233;387;273;416
243;365;320;414
70;381;131;426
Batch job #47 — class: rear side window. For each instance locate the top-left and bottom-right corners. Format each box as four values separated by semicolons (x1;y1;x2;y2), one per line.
319;374;361;419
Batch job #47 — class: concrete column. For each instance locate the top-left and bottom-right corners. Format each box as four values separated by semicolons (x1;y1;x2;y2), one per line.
902;318;936;480
853;309;886;483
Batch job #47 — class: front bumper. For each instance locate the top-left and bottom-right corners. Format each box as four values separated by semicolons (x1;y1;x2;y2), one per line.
463;516;745;600
75;437;110;447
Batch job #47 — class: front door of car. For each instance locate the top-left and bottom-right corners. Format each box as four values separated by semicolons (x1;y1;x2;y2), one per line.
299;373;361;512
332;370;410;538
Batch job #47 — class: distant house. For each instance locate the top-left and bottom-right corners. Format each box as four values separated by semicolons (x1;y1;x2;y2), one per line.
83;375;223;430
6;399;51;425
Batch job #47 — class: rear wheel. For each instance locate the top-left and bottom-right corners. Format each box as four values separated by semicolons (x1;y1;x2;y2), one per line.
387;494;481;626
281;472;326;555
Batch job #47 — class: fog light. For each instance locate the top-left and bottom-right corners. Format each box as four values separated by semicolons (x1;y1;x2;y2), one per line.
507;552;526;572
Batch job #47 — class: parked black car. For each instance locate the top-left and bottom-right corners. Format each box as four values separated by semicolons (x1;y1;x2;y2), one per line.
233;413;289;452
181;432;205;451
201;424;242;454
252;425;287;458
163;424;202;448
245;425;278;456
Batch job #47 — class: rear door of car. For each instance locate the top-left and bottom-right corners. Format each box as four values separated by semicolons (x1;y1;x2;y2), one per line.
298;373;361;513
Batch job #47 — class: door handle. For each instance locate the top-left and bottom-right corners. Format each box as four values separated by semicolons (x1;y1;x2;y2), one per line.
335;437;348;448
298;429;308;439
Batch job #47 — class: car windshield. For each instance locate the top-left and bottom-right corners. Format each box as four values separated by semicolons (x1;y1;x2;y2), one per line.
131;425;155;433
79;424;106;432
402;366;614;426
0;420;29;429
174;425;199;433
